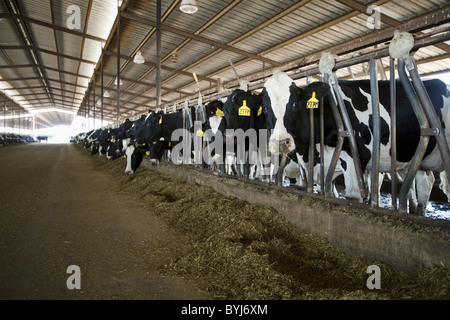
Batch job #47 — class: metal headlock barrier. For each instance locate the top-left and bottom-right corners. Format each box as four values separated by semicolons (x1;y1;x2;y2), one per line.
160;25;450;216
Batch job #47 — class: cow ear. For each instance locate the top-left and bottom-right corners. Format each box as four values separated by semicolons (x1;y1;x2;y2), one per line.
306;82;330;99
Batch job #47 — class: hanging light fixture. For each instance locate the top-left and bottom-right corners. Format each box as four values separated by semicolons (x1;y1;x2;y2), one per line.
133;51;145;64
180;0;198;14
114;77;123;86
103;90;110;98
171;52;178;63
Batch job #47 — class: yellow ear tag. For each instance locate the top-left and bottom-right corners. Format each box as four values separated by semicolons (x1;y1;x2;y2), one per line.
238;100;251;117
257;106;262;116
108;130;110;133
110;138;115;143
307;92;319;109
132;123;135;127
158;116;162;124
168;141;171;147
142;143;146;146
196;128;204;137
146;151;150;156
216;108;224;117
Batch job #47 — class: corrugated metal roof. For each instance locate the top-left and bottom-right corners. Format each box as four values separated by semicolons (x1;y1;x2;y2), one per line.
0;0;449;127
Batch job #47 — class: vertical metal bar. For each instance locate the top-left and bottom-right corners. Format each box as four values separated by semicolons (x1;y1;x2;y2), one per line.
87;87;90;131
116;1;121;124
101;54;104;128
93;74;96;129
370;58;380;208
3;96;5;133
408;59;450;189
307;76;314;193
156;0;162;110
324;88;345;197
329;74;368;200
397;58;430;214
319;74;325;195
389;58;397;210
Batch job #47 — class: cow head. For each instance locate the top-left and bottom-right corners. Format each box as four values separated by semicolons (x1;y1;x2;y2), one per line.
205;100;224;118
116;118;133;139
126;114;148;141
141;111;164;144
223;89;263;132
262;71;331;155
261;71;297;154
205;100;225;135
284;81;331;160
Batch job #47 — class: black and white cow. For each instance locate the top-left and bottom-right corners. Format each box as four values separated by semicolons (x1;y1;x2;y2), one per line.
123;114;150;175
106;118;133;160
261;70;450;213
97;128;118;156
204;100;227;171
222;88;268;178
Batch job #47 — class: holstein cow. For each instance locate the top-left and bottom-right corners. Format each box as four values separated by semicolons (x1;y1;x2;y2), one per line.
97;128;118;156
204;99;227;172
223;87;303;183
261;70;450;214
106;119;133;160
123;114;150;175
222;88;268;178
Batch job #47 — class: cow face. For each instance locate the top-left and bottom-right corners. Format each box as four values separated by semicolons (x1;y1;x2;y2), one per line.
126;114;148;141
116;118;133;139
223;89;263;132
283;81;331;160
205;100;225;135
106;137;122;160
262;71;331;155
141;111;164;144
261;71;297;154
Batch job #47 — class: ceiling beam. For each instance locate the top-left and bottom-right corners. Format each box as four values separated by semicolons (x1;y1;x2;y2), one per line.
0;13;105;43
0;45;97;65
335;0;450;53
121;11;283;68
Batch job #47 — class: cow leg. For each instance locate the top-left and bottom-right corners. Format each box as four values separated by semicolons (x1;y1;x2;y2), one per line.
365;171;387;207
248;148;259;180
294;153;307;187
225;152;237;175
124;145;135;175
439;171;450;203
414;170;435;216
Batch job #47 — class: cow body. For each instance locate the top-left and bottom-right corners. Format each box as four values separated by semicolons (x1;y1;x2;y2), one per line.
261;70;450;212
222;89;272;178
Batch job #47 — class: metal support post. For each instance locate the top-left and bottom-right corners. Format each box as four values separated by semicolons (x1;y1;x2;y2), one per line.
370;58;380;207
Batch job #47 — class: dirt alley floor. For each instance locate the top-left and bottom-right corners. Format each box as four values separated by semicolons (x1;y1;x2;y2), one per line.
1;143;450;301
0;143;207;299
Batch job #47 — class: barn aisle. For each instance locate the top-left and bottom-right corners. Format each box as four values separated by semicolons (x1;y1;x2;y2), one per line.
0;144;205;300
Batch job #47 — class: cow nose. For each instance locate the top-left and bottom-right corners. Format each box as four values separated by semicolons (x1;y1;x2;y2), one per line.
270;138;292;154
125;169;134;175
